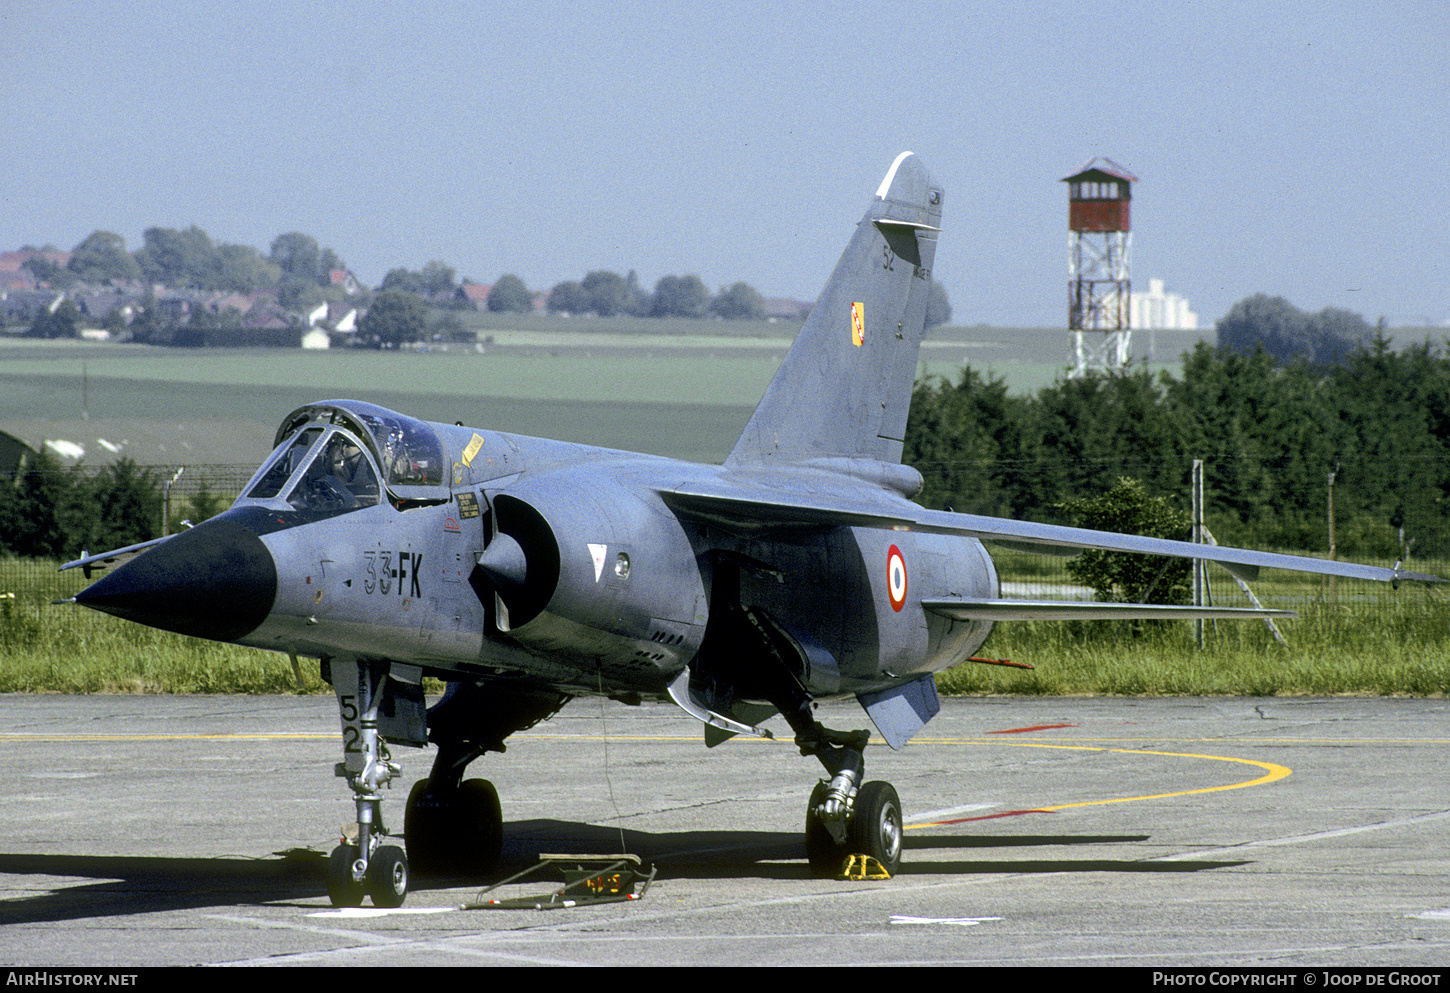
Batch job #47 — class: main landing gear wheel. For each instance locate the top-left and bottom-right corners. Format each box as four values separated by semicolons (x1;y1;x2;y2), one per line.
805;781;847;877
804;780;904;877
405;777;503;878
850;781;903;876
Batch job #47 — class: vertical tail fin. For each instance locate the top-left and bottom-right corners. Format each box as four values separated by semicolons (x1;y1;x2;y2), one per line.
726;152;944;468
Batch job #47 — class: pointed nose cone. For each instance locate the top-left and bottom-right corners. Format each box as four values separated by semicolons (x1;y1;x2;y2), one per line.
74;517;277;642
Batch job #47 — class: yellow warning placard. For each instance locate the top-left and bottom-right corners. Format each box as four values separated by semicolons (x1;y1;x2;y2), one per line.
461;432;485;466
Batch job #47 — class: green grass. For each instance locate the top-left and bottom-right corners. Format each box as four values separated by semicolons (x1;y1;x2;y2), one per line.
0;561;324;693
939;565;1450;697
4;554;1446;696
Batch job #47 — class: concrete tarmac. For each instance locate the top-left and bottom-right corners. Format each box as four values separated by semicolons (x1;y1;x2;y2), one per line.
3;693;1450;967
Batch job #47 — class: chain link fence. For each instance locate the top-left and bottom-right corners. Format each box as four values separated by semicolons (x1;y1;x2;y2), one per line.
3;463;256;599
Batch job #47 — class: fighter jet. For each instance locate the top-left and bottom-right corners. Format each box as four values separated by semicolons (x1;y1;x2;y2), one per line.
63;152;1438;907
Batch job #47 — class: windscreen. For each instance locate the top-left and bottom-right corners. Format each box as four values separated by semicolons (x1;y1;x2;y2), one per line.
266;401;450;507
243;425;381;515
346;406;445;490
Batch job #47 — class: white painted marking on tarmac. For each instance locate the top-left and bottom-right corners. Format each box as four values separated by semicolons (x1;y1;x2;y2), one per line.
308;906;456;918
891;915;1002;927
907;803;998;824
1416;908;1450;921
1154;808;1450;861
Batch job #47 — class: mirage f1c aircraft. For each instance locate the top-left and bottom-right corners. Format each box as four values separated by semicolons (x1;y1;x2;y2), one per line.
63;153;1438;907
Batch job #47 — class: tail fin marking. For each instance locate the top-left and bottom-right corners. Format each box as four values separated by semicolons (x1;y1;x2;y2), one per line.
725;152;944;468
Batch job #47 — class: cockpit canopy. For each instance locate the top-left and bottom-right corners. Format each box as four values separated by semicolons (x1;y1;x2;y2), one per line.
239;401;449;515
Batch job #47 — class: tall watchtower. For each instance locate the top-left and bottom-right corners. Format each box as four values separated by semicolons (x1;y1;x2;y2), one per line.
1062;158;1137;377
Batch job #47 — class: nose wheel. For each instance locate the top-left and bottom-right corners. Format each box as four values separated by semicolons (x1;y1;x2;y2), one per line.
327;842;410;908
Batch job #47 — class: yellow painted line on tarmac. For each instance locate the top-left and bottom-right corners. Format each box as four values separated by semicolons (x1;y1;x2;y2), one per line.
0;733;333;742
906;740;1293;828
913;736;1450;746
1035;746;1290;811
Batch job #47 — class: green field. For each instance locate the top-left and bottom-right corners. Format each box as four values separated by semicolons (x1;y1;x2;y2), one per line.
0;322;1210;465
0;337;776;464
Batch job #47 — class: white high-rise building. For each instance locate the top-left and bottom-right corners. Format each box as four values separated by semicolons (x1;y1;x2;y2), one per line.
1130;278;1198;330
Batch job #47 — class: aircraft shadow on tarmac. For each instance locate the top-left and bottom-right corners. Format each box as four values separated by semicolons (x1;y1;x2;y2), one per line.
0;822;1249;924
499;820;1248;880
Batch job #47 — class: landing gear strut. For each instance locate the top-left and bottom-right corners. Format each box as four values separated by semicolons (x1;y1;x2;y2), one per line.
794;722;903;877
328;660;409;907
684;558;906;878
733;615;902;876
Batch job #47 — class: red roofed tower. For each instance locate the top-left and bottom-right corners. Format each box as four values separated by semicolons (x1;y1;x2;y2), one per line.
1062;157;1136;377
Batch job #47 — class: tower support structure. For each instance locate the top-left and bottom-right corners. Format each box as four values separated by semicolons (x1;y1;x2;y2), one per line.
1062;158;1137;378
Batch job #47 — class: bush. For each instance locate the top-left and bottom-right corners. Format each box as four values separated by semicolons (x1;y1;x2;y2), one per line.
1056;477;1191;605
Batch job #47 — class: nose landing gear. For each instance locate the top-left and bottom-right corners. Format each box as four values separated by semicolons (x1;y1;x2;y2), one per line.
327;660;410;908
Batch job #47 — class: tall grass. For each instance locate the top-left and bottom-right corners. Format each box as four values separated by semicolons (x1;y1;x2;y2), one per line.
4;555;1445;696
0;558;325;694
941;567;1450;696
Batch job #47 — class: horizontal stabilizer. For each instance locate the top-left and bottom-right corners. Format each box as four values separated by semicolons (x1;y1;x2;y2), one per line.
923;597;1295;622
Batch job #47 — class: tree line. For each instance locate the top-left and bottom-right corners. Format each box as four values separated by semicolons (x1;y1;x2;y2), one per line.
15;226;953;343
906;335;1450;561
0;455;234;561
527;269;952;326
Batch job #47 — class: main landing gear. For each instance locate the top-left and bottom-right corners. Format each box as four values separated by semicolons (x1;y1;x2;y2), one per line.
694;577;905;879
402;680;568;882
404;774;503;878
796;724;903;877
733;610;903;878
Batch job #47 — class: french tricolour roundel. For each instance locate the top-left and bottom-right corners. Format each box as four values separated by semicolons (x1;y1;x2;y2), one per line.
887;544;907;612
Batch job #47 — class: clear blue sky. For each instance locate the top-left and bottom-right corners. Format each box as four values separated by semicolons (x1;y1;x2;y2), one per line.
3;1;1446;328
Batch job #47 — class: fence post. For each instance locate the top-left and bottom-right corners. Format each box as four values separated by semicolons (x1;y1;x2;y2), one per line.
1192;458;1205;649
1327;467;1338;606
162;467;184;536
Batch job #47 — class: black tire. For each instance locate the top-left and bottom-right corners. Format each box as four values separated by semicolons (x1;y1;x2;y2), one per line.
404;777;503;878
368;846;409;908
456;778;503;876
404;778;447;877
326;844;365;907
805;781;846;877
849;781;903;876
